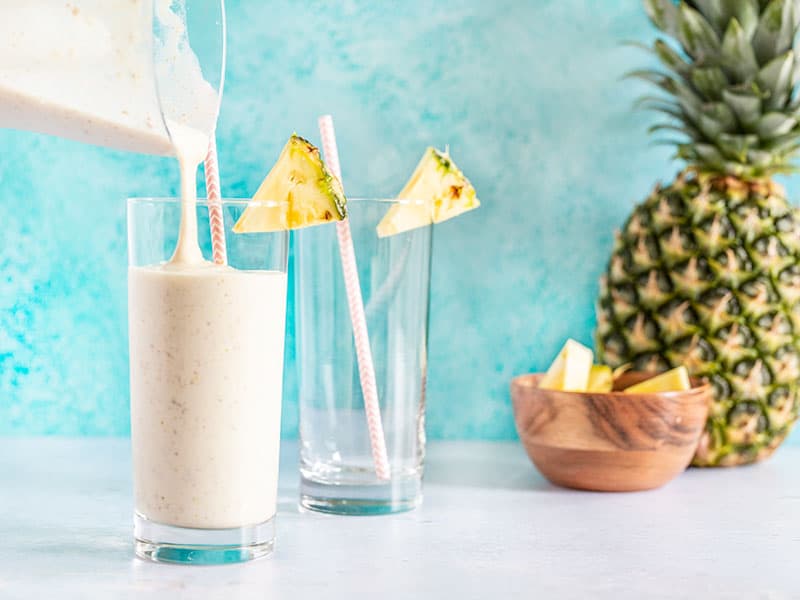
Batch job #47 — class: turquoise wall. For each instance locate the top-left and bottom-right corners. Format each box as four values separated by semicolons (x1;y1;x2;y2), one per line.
2;1;799;443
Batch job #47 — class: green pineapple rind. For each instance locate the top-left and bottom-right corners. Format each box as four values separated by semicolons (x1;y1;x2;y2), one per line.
290;134;347;219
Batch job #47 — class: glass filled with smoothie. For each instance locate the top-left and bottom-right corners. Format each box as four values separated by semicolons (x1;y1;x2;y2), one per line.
0;0;297;565
128;198;288;564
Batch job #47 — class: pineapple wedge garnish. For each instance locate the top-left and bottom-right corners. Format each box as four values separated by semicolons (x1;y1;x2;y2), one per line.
376;147;479;237
539;339;593;392
623;367;691;394
586;365;614;393
233;134;346;233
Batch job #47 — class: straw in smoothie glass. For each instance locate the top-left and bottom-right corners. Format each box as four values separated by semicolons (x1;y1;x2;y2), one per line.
318;115;391;481
204;134;227;265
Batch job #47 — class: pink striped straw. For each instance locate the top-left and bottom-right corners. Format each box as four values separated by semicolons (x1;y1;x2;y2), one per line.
318;115;391;480
204;135;227;265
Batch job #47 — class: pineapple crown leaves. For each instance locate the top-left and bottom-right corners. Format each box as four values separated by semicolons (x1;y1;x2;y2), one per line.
635;0;800;177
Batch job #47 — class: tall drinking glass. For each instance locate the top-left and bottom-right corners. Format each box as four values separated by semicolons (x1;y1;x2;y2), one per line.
296;198;433;515
128;198;288;564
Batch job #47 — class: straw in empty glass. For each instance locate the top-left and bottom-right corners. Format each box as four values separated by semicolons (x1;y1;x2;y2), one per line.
294;116;432;514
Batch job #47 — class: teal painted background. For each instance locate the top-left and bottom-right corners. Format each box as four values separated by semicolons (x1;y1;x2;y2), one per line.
1;1;799;443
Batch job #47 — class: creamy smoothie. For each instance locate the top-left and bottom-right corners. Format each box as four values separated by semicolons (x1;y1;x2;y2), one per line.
125;65;287;532
129;265;286;529
128;168;288;531
128;132;287;530
127;85;285;530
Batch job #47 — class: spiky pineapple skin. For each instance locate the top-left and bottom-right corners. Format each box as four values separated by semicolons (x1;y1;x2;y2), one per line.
596;170;800;466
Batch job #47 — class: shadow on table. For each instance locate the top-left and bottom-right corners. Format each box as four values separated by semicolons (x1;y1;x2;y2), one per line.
424;445;559;493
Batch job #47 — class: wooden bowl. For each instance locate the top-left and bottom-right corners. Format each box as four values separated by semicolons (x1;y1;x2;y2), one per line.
510;372;711;492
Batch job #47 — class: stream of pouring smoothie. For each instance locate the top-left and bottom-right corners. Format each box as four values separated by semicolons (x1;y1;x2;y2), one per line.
0;1;286;529
168;123;208;265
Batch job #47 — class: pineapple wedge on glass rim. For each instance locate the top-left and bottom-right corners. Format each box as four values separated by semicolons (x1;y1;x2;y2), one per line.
233;134;346;233
376;147;480;237
596;0;800;467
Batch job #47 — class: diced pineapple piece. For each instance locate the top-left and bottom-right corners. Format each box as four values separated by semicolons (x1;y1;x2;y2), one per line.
539;339;594;392
623;366;692;393
586;365;614;392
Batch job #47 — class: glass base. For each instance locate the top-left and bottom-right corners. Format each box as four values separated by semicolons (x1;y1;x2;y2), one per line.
134;513;275;565
299;470;422;516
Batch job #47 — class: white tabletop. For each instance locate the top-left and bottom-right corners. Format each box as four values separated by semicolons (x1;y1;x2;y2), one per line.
0;438;796;599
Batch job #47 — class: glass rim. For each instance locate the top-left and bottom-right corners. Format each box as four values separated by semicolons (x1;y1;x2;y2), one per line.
127;197;428;207
128;197;280;208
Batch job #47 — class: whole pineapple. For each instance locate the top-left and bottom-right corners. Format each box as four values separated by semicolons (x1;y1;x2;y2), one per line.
596;0;800;466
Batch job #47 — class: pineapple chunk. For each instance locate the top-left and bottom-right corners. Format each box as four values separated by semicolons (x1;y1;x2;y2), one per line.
586;365;614;392
623;366;691;393
539;339;594;392
233;134;346;233
376;147;480;237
